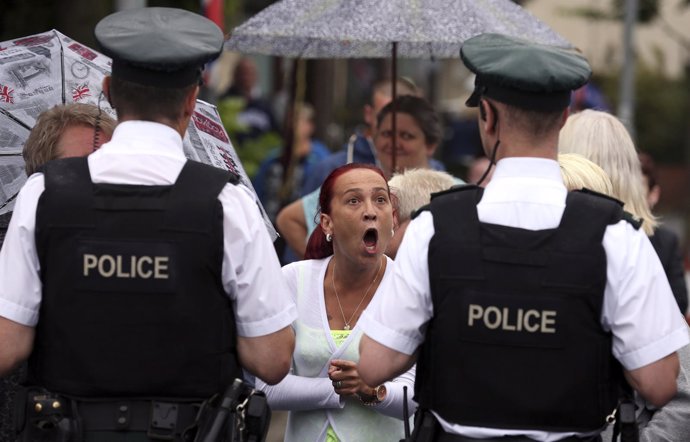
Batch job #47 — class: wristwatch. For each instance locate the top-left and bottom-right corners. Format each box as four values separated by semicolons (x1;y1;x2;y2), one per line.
358;384;387;406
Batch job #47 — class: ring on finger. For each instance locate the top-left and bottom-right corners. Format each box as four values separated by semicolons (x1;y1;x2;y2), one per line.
335;380;342;388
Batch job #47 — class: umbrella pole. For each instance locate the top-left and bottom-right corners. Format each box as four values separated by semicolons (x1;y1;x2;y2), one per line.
279;58;306;204
391;42;398;176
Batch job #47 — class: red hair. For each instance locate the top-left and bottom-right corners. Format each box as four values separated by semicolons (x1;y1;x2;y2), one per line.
305;163;389;260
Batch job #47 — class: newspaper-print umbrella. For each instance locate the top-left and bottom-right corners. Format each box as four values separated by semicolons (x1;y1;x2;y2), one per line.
225;0;570;172
0;30;276;239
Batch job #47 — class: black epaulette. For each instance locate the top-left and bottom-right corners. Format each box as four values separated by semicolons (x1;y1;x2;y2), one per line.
576;188;623;207
429;183;480;201
576;188;642;230
227;170;241;185
411;203;430;219
185;159;240;185
412;184;480;219
621;211;643;230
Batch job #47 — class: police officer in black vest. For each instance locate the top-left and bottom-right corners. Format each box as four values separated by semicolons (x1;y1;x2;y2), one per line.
357;34;688;441
0;7;296;442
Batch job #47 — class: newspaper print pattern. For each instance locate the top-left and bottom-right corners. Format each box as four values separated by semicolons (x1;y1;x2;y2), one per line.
0;31;276;240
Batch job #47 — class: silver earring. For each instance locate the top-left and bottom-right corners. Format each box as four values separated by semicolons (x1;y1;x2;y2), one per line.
391;229;395;236
326;233;332;242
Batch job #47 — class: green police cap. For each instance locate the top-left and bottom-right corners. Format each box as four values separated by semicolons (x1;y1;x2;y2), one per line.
461;33;591;111
95;7;224;88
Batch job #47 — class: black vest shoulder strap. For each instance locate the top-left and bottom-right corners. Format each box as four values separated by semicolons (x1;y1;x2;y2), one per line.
413;184;482;219
429;184;484;247
557;190;624;250
41;157;94;226
164;161;238;233
621;211;643;230
578;187;624;206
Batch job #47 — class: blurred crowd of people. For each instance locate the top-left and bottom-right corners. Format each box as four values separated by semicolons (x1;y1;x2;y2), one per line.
0;9;689;442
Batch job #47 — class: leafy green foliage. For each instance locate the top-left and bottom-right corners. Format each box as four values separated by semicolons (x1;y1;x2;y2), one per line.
597;68;690;163
612;0;660;23
216;97;282;178
559;0;664;24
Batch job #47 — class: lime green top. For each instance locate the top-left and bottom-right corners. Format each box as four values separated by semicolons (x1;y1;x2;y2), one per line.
326;328;352;442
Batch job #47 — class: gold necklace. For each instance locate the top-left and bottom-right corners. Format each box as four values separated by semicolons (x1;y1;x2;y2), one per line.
331;256;383;330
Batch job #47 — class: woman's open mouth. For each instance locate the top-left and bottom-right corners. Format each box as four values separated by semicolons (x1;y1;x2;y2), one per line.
363;228;378;253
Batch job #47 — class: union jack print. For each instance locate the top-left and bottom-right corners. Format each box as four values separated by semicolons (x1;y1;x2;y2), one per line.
72;83;90;101
0;84;14;103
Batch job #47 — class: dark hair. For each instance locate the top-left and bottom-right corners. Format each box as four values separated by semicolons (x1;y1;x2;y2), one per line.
110;76;196;122
376;95;442;146
305;163;389;260
501;104;564;137
638;151;658;191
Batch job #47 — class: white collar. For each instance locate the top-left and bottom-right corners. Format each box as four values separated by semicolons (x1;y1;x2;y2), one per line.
491;157;563;183
98;120;185;159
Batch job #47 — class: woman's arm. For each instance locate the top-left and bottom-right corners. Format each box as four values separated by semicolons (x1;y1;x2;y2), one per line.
368;364;417;419
256;372;343;411
329;358;417;420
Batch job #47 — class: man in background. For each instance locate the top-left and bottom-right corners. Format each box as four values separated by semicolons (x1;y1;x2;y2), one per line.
0;102;115;442
300;78;421;195
22;103;116;175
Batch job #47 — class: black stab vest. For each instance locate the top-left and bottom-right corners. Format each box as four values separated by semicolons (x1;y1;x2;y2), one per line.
31;157;242;399
417;185;625;432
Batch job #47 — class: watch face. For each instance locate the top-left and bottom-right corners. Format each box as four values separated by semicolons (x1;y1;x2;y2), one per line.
71;61;89;79
376;385;387;402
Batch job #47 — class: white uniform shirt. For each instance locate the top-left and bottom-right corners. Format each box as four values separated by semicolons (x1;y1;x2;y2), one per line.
359;157;690;441
0;121;296;338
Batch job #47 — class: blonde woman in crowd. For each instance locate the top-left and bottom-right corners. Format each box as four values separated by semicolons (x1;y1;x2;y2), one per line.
558;153;613;196
559;111;690;442
559;109;656;235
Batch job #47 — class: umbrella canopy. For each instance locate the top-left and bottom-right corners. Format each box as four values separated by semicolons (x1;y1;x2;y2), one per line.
225;0;571;58
0;30;275;238
226;0;571;174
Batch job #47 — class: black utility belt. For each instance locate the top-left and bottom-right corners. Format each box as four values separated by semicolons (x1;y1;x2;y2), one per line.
16;387;203;441
16;380;272;442
409;410;603;442
77;399;201;436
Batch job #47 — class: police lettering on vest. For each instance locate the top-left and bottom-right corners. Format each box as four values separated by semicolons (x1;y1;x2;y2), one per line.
75;239;178;294
467;304;557;333
83;253;169;279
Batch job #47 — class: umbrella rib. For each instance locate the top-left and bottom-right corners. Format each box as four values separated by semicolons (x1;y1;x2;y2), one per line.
54;30;66;105
0;108;31;131
0;191;18;211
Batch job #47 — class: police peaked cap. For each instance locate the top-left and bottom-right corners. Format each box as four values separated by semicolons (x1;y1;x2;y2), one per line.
461;33;592;111
95;7;224;88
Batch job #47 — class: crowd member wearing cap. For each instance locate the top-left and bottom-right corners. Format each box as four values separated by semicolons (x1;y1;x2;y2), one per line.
358;33;688;441
0;7;295;442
